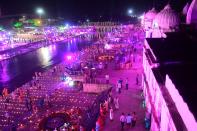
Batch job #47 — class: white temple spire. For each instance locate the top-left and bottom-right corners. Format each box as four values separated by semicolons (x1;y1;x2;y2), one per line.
186;0;197;24
182;2;189;15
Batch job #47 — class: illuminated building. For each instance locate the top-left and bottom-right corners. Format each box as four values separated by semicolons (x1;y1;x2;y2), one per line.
187;0;197;26
142;1;197;130
143;29;197;131
143;4;180;38
142;0;197;131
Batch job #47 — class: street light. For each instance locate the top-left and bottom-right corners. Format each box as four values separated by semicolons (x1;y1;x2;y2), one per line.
138;14;144;19
128;9;133;16
36;7;44;18
65;23;69;29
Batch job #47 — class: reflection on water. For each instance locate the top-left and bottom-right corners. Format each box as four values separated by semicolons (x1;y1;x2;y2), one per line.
0;38;93;92
1;61;10;82
39;46;55;67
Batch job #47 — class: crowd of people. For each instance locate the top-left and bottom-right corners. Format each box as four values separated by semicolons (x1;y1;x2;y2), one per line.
0;24;145;130
0;41;109;130
93;24;145;131
95;73;141;131
120;112;137;130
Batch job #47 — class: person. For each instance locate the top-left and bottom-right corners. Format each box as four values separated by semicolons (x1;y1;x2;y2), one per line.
100;104;106;117
109;108;113;121
144;117;150;129
19;89;24;102
132;112;137;127
136;74;139;85
134;47;137;53
71;125;75;131
104;100;109;112
117;82;121;94
35;72;38;78
26;89;30;97
105;74;109;84
5;111;10;124
126;114;132;127
145;110;151;129
115;85;118;93
114;97;119;110
45;94;52;107
38;97;44;108
39;72;42;77
120;113;126;130
2;88;8;97
119;78;123;88
11;123;17;131
95;121;100;131
109;90;112;97
126;78;129;90
25;98;30;111
110;96;114;106
108;96;112;106
104;62;108;69
131;54;134;63
11;92;16;100
80;125;84;131
98;62;103;74
90;71;93;83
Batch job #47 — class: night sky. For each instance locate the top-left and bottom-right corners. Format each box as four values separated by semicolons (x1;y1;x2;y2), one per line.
0;0;190;20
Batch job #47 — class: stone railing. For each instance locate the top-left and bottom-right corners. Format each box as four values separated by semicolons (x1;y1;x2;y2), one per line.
83;83;110;93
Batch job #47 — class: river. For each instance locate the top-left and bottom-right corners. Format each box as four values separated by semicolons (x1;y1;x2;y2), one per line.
0;37;94;92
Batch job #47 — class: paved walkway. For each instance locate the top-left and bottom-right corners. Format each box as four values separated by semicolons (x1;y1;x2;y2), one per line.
102;45;146;131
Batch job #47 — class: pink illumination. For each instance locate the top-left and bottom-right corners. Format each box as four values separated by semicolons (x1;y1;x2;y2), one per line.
186;0;197;24
165;75;197;131
67;55;72;60
154;4;180;30
144;40;157;62
183;2;189;15
104;44;111;50
60;37;64;40
143;50;177;131
145;8;157;20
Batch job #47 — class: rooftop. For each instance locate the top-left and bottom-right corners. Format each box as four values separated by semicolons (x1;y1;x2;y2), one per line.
146;31;197;120
158;64;197;120
146;31;197;63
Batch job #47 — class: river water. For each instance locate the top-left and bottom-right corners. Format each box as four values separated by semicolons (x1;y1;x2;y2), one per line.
0;38;93;92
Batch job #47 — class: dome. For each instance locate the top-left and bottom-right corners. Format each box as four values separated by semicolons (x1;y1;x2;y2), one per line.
186;0;197;24
154;4;180;30
145;8;157;20
183;2;189;15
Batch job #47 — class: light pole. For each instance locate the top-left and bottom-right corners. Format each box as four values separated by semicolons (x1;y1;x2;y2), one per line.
127;9;133;24
7;32;12;46
128;9;133;17
36;8;44;19
86;19;90;22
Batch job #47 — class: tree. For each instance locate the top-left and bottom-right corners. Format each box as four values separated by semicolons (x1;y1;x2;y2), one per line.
13;21;23;28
